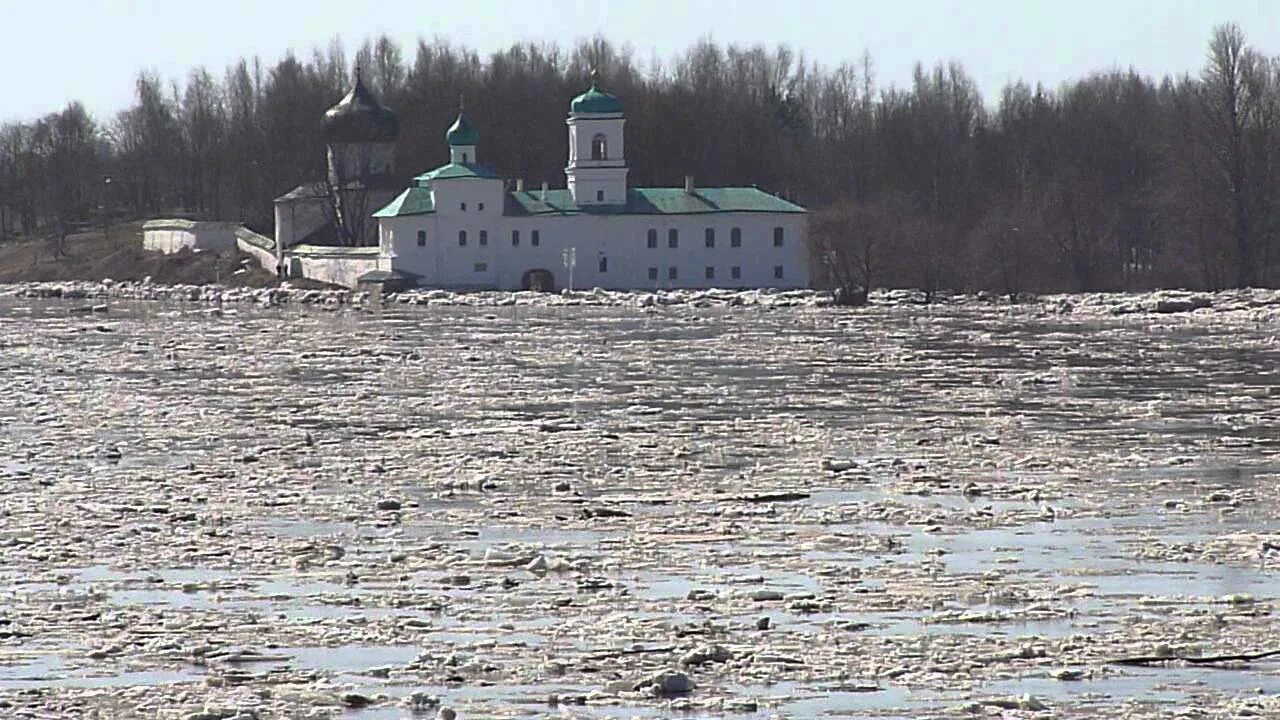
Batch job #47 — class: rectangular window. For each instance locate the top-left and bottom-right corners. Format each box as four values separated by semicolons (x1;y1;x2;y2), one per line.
731;228;742;248
460;202;467;211
417;230;426;247
731;266;741;279
648;267;658;281
773;265;784;279
458;230;467;247
531;230;541;247
596;190;604;202
647;229;657;248
705;266;715;280
474;262;488;272
479;230;488;246
598;256;608;273
668;266;678;280
705;228;715;248
512;230;520;247
773;227;784;246
478;202;485;211
668;229;679;249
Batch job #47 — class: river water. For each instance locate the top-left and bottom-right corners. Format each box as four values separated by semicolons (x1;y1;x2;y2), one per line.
0;296;1277;718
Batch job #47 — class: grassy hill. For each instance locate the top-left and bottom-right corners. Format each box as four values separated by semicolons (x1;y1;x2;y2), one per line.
0;224;289;287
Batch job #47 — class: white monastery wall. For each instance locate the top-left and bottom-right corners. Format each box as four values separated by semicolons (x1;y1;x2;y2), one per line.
142;220;237;255
288;245;380;288
236;228;278;273
274;197;327;252
382;209;808;291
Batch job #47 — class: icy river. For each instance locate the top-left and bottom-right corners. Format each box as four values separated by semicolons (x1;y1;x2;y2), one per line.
1;291;1278;719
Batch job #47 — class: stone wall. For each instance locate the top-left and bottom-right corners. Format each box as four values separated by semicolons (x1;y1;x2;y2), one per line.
287;245;381;288
380;209;810;291
274;196;328;255
236;227;278;274
142;220;238;255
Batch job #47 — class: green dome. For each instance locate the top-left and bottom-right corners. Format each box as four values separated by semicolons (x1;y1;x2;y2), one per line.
445;112;478;146
570;83;623;114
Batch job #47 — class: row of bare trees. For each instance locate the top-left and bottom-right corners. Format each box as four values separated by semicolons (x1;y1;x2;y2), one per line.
812;24;1280;294
1;24;1277;292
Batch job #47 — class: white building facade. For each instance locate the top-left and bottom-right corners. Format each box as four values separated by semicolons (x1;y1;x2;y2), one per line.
373;81;808;291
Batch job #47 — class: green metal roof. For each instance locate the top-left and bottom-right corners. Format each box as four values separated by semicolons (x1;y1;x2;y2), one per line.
373;185;804;219
445;112;478;145
415;163;501;183
372;162;501;217
570;83;623;115
509;187;805;216
372;187;435;217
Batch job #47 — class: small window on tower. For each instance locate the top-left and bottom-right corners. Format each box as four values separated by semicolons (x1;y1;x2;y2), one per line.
462;153;469;163
461;202;467;211
596;190;604;202
591;133;607;160
417;230;426;246
478;202;485;211
599;256;608;273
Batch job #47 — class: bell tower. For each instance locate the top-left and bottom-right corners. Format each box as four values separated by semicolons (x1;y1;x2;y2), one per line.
565;72;627;206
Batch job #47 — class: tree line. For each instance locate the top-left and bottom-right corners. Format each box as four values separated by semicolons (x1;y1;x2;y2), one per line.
1;24;1277;293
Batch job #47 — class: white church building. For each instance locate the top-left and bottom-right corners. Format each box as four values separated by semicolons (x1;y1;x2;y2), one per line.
372;79;809;291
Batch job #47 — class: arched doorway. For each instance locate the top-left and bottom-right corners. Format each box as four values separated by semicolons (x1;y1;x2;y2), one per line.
521;268;556;292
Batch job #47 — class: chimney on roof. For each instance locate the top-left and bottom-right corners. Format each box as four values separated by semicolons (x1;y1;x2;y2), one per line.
541;181;549;202
515;178;525;192
685;175;695;194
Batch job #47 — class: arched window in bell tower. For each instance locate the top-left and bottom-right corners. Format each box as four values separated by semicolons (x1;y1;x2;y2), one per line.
591;133;608;160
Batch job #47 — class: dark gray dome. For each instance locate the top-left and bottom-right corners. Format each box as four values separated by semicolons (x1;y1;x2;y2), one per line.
323;71;399;144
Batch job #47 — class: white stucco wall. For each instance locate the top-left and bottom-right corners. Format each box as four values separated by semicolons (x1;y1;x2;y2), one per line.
428;178;506;220
274;197;328;251
236;228;278;273
327;142;395;182
287;245;380;288
142;220;237;255
379;186;809;291
566;113;628;205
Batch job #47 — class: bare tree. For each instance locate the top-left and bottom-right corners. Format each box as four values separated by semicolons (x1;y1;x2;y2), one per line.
810;200;898;301
322;141;377;247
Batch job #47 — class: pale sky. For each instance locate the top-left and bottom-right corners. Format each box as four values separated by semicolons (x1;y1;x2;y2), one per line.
2;0;1276;124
